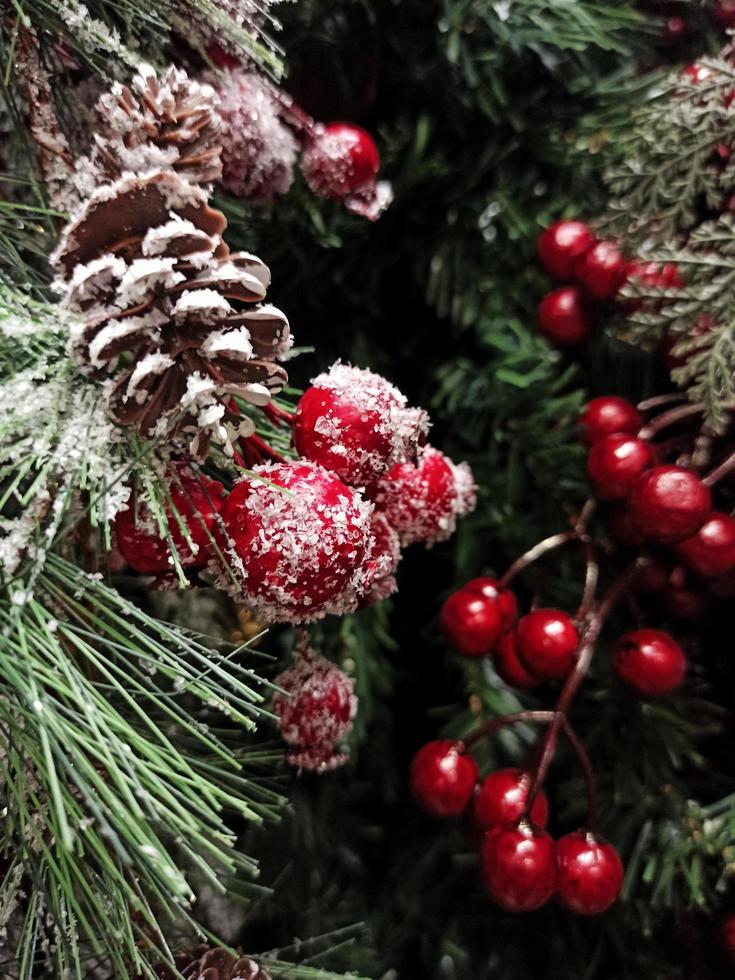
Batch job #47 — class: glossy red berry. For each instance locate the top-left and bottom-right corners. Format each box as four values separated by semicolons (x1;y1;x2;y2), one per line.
493;630;542;689
536;220;596;281
629;466;711;543
574;240;628;301
462;577;518;630
441;589;505;657
515;609;578;680
556;831;624;915
712;0;735;28
410;740;478;817
580;396;641;446
537;287;593;348
587;434;654;501
481;823;558;912
682;63;714;85
301;122;379;198
473;769;548;833
676;512;735;578
612;628;686;696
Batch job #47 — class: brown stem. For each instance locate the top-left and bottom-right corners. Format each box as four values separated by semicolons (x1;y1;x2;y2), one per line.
561;720;598;828
638;402;705;439
261;402;296;427
575;539;599;622
637;393;686;412
461;711;558;750
702;447;735;487
499;500;596;589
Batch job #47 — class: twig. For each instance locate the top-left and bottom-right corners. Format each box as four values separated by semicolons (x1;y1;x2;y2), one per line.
638;402;705;439
702;446;735;486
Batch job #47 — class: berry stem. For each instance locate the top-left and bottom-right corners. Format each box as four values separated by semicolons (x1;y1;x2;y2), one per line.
702;445;735;486
637;393;686;412
261;402;296;427
561;720;598;828
499;499;596;589
461;710;558;750
575;539;599;622
638;402;704;439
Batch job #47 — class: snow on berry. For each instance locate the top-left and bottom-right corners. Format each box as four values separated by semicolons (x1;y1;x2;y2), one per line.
293;362;429;488
272;638;358;772
374;445;476;547
215;459;374;623
209;69;299;203
301;122;379;199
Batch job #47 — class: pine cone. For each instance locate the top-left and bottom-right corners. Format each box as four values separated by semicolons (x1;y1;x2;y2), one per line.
52;168;291;457
161;946;271;980
88;65;223;186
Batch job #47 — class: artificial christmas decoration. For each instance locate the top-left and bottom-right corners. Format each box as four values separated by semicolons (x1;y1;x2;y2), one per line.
573;240;628;301
537;286;593;347
536;219;596;280
164;947;272;980
514;608;579;680
676;512;735;576
555;832;624;916
410;740;479;817
628;465;711;542
480;824;558;913
441;576;516;658
473;769;549;832
586;433;655;500
301;122;379;198
579;396;642;445
493;630;542;689
612;628;687;696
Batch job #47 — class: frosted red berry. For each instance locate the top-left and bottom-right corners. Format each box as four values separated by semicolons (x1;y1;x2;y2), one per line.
629;465;711;543
441;589;506;657
515;609;578;680
536;220;596;281
481;823;558;912
556;831;624;915
580;396;641;446
216;460;373;623
537;287;593;348
493;630;542;689
293;363;428;488
115;467;224;575
574;240;628;301
473;769;548;833
676;512;735;578
374;445;476;548
587;433;654;501
272;643;357;772
354;511;402;608
612;628;686;696
301;122;380;199
410;740;478;817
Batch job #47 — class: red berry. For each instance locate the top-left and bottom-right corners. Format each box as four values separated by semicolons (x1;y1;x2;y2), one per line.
441;590;505;657
712;0;735;28
587;433;654;501
629;465;711;543
536;220;596;281
216;460;373;623
272;641;357;772
683;64;714;85
493;630;542;689
612;628;686;696
574;241;628;301
293;363;427;488
515;609;578;680
556;831;624;915
374;445;476;547
721;913;735;962
633;557;670;596
301;122;380;199
115;467;224;575
580;396;641;446
473;769;548;832
356;511;402;608
661;15;687;44
481;823;558;912
410;740;478;817
462;577;518;630
677;512;735;577
537;287;593;348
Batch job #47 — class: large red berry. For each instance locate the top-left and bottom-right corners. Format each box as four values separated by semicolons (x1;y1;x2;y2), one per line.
410;740;478;817
580;396;641;446
515;609;578;680
473;769;548;833
441;589;505;657
462;577;518;631
493;630;542;689
481;823;558;912
115;467;224;575
612;628;686;696
629;466;711;543
556;831;624;915
216;460;373;624
574;241;628;301
537;287;593;348
293;363;427;487
301;122;379;198
676;512;735;578
536;220;596;281
587;434;654;501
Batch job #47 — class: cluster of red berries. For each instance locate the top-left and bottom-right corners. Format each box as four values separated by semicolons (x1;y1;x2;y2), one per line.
536;219;682;349
410;741;623;915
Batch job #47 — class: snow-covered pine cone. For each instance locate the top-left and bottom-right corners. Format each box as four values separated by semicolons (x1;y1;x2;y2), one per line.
51;168;291;458
157;947;271;980
87;65;223;187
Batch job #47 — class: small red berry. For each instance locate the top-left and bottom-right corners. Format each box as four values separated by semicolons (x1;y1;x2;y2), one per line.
629;465;711;543
493;630;542;689
481;823;558;912
587;433;654;501
441;589;505;657
676;512;735;577
661;14;688;45
463;577;518;629
410;740;478;817
574;241;628;301
712;0;735;28
515;609;578;680
536;220;596;281
612;628;686;696
473;769;548;833
580;396;641;446
683;63;714;85
301;122;380;199
556;831;624;915
537;287;594;348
